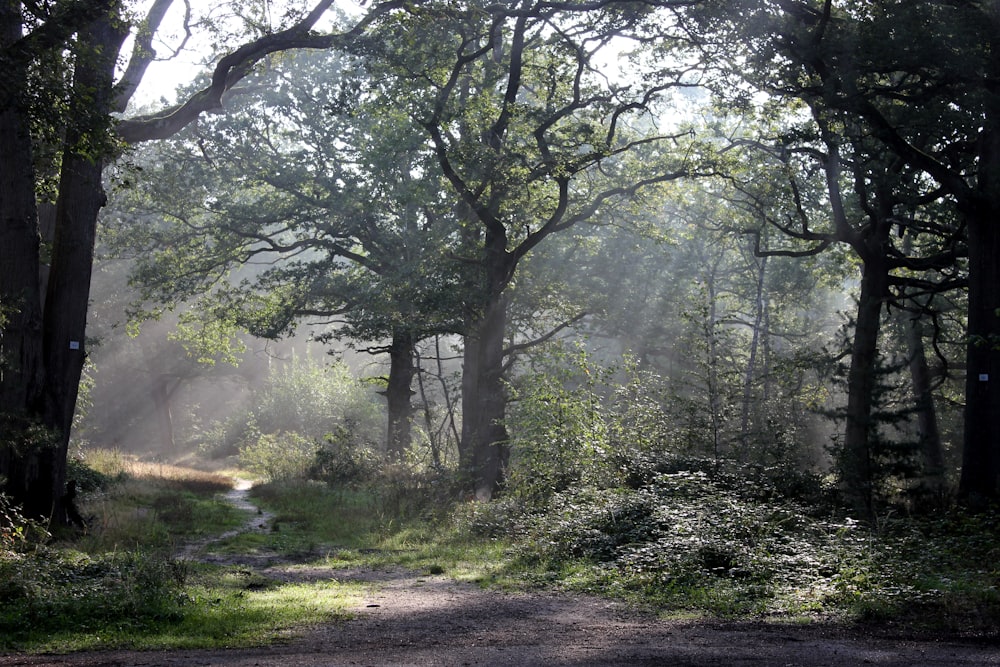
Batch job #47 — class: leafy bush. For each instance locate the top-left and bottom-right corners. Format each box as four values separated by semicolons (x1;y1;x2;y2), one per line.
452;495;531;539
254;358;382;442
0;548;187;648
307;425;382;487
200;357;383;460
240;431;319;482
0;492;49;550
67;455;122;493
506;346;615;504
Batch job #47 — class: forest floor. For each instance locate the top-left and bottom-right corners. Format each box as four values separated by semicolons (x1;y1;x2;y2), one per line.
3;483;999;667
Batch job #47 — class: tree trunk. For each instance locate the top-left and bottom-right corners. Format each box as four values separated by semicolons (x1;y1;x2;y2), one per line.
460;322;481;478
459;224;511;501
150;375;176;455
40;14;127;523
384;328;416;460
959;208;1000;504
704;263;722;463
842;249;890;516
739;253;767;462
462;292;509;501
900;307;945;493
958;11;1000;504
0;5;54;519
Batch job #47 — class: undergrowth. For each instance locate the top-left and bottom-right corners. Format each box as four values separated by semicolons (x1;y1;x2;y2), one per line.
464;460;1000;636
3;447;998;654
0;449;359;653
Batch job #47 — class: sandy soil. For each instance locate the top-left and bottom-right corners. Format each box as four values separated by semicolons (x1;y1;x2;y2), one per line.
3;483;998;667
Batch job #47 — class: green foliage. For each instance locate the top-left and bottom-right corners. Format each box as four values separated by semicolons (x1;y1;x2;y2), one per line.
0;492;49;550
307;426;381;488
0;548;187;649
506;345;614;503
484;449;1000;630
239;431;318;482
194;356;383;463
66;455;121;494
254;359;380;440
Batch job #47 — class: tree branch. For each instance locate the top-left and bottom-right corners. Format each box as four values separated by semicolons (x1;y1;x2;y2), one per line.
502;311;587;368
117;0;410;143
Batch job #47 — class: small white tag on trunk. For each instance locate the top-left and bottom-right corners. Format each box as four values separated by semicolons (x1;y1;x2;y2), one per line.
69;341;80;350
979;374;989;381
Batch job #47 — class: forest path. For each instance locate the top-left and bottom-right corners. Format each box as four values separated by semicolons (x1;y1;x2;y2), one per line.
3;481;999;666
172;478;275;563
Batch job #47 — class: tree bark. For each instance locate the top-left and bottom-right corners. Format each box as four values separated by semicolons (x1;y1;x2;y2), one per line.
0;4;57;519
900;307;945;493
462;292;510;501
38;13;128;523
841;246;890;516
384;328;416;460
958;7;1000;505
959;208;1000;503
459;223;512;501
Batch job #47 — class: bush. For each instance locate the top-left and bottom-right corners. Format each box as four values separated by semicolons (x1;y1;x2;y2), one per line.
0;493;49;550
372;465;468;522
67;456;121;494
199;356;384;460
506;346;614;504
239;431;319;482
0;548;187;648
307;426;381;488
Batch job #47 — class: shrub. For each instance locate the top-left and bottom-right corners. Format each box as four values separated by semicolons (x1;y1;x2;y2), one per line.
239;431;319;482
0;548;187;648
0;493;49;550
199;356;384;460
506;345;614;504
307;426;381;488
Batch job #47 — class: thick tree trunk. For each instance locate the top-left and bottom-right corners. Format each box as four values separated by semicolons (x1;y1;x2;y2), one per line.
384;328;416;460
958;205;1000;503
0;5;53;519
40;14;127;523
959;13;1000;504
459;225;511;501
461;293;509;501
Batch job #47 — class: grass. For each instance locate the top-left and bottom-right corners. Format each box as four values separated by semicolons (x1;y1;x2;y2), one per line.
69;452;243;554
214;480;511;582
0;450;366;654
4;558;363;653
4;448;999;653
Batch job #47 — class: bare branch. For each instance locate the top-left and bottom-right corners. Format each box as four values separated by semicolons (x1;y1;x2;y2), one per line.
113;0;175;112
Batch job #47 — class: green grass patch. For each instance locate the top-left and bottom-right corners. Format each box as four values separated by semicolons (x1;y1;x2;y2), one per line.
228;480;512;582
1;454;366;654
67;449;244;553
1;557;363;653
